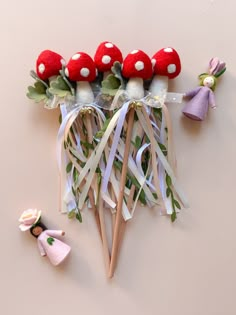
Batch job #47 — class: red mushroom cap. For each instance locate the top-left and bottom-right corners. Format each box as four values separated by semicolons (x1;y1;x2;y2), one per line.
94;41;123;72
36;50;65;80
122;50;153;80
65;52;96;82
151;47;181;79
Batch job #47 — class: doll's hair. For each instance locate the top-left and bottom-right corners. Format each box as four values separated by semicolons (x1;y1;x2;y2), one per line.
198;74;217;91
30;222;47;238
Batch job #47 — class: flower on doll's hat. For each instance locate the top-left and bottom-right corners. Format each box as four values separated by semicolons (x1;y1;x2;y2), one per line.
19;209;41;231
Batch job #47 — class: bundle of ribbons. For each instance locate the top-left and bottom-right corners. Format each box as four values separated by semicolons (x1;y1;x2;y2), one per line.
27;42;189;278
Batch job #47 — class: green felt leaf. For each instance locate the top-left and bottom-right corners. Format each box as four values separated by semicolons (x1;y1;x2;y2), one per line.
102;74;120;89
102;117;111;131
47;237;55;246
97;173;102;186
94;131;104;139
166;187;171;198
100;87;119;96
30;70;49;88
59;69;75;96
158;142;167;156
153;107;162;120
76;211;83;223
171;211;177;222
101;74;121;96
111;61;126;88
215;67;226;78
72;186;76;196
68;210;76;219
152;193;158;200
48;76;71;97
139;190;147;205
95;166;101;174
95;117;112;138
174;199;181;210
134;136;142;149
66;162;72;173
114;160;122;172
80;141;94;150
73;168;79;184
166;174;172;188
27;81;48;103
129;175;141;190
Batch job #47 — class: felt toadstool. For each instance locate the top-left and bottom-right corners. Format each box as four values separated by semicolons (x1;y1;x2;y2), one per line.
65;52;96;104
36;50;65;81
122;49;153;99
150;47;181;97
94;41;123;78
35;50;66;108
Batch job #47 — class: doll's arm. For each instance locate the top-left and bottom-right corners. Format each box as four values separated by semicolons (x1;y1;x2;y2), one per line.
185;86;202;98
37;240;46;256
46;230;65;238
209;90;216;108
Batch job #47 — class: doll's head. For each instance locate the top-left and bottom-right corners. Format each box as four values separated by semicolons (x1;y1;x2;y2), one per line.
198;57;226;91
199;74;217;91
30;222;47;238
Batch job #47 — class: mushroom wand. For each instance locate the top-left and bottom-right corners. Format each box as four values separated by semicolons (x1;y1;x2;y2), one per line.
149;47;182;216
109;50;153;278
94;41;123;249
108;108;134;278
65;52;111;275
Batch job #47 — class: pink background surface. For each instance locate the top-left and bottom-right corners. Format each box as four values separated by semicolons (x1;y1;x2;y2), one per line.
1;0;236;314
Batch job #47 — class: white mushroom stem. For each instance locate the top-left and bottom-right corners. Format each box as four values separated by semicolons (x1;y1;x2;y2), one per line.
126;77;144;99
149;75;168;98
76;81;94;104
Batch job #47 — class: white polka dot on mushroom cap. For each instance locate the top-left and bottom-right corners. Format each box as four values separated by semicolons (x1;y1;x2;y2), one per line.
167;64;176;73
38;63;45;74
164;48;173;53
72;53;81;60
151;59;156;67
102;55;111;64
105;43;113;48
135;61;144;71
80;67;90;77
65;67;69;77
131;50;139;54
61;59;66;66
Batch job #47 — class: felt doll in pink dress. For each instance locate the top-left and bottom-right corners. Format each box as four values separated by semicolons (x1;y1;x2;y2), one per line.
182;58;226;121
19;209;71;266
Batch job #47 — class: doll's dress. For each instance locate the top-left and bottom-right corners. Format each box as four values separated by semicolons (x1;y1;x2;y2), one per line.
37;230;71;266
182;86;215;121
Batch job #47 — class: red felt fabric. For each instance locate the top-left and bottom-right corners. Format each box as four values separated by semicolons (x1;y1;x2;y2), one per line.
152;48;181;79
94;41;123;72
66;52;96;82
122;50;153;79
36;50;64;80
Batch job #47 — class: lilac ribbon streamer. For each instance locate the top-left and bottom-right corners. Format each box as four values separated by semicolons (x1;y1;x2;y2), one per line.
57;103;106;213
101;101;130;193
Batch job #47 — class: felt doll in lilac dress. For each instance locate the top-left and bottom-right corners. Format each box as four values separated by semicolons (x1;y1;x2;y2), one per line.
182;58;226;121
19;209;71;266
